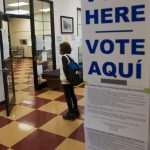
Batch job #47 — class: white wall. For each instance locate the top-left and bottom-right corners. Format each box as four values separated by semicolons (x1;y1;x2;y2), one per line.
52;0;81;68
9;13;51;58
0;0;5;102
0;0;4;12
9;18;32;57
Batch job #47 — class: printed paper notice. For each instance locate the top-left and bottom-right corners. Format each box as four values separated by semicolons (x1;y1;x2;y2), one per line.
85;128;148;150
45;36;51;50
2;29;10;59
37;65;43;75
36;36;44;50
42;52;47;62
85;85;149;141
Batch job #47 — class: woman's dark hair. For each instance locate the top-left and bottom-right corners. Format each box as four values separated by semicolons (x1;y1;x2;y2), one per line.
60;42;72;54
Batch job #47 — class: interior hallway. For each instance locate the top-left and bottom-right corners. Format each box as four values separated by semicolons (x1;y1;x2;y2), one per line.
0;58;85;150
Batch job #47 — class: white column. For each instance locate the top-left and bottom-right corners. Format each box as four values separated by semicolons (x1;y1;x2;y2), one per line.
0;54;5;102
0;0;5;102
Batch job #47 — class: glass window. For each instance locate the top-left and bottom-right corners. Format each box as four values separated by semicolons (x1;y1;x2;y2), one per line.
5;0;30;15
77;9;82;63
34;0;52;85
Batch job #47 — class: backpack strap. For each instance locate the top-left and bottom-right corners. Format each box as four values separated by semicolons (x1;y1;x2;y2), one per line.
63;54;71;64
66;54;77;63
66;55;80;70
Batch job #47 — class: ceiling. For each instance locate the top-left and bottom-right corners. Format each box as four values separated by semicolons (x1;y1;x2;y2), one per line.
5;0;50;15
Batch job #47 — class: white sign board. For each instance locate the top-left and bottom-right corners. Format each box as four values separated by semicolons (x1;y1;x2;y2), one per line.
85;85;149;142
82;0;150;88
82;1;150;150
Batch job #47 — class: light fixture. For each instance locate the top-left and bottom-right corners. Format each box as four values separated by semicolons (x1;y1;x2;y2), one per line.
6;10;29;15
8;2;29;7
39;8;50;12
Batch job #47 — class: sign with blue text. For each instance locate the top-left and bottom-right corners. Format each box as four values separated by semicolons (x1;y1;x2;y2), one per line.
82;0;150;88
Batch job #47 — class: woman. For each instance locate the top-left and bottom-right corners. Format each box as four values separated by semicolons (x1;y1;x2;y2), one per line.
59;42;80;121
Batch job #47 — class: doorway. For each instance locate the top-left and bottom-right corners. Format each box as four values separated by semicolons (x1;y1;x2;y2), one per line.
9;18;34;101
4;0;56;90
30;0;56;90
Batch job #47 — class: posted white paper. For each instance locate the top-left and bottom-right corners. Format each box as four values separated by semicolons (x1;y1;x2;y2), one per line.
85;85;149;141
37;65;43;76
42;52;47;62
2;29;10;59
85;128;148;150
36;36;44;50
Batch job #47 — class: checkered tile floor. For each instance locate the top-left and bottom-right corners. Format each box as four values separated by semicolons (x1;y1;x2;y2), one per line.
0;59;85;150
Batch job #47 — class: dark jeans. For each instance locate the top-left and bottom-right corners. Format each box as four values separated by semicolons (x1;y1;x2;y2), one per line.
62;84;78;113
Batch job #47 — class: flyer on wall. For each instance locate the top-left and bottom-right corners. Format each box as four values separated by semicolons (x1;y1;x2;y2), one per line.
85;85;149;141
85;128;148;150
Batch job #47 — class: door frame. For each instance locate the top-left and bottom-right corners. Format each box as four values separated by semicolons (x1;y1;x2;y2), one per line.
3;0;56;90
0;12;16;116
30;0;56;90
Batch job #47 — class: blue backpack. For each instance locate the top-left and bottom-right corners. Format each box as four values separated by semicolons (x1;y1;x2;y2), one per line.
65;55;83;86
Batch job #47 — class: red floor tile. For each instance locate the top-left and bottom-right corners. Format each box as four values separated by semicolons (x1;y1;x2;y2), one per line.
13;72;20;74
17;110;56;128
23;87;49;96
34;88;50;96
55;95;83;103
69;124;85;142
14;70;22;73
12;129;65;150
0;103;5;112
14;77;20;80
20;97;51;109
0;116;12;128
4;59;86;149
0;144;8;150
13;66;22;69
